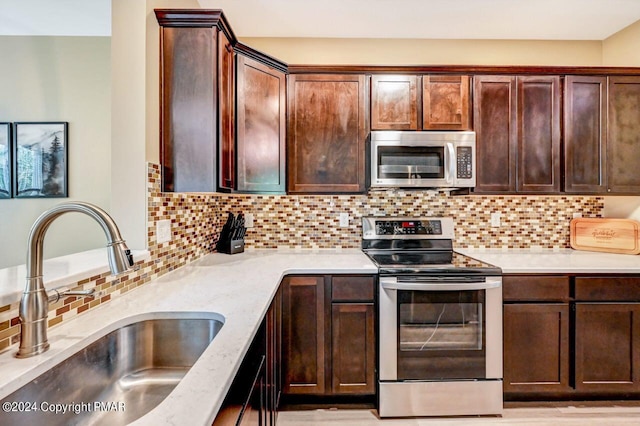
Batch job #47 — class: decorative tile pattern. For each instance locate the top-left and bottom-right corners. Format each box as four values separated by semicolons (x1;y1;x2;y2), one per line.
0;162;604;352
220;190;604;250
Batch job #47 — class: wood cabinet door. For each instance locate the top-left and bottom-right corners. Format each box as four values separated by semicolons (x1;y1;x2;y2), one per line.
218;30;235;191
575;303;640;393
371;75;419;130
266;286;282;425
288;74;368;193
159;26;216;192
564;76;607;193
281;276;328;395
516;76;561;193
423;75;471;130
503;303;571;396
473;76;517;192
607;76;640;194
331;303;375;395
236;55;286;193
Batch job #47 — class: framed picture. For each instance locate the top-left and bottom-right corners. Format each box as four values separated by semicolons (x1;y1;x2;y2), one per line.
13;122;68;198
0;123;10;199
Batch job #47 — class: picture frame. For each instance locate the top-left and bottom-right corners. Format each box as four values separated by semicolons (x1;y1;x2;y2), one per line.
0;123;10;199
13;122;68;198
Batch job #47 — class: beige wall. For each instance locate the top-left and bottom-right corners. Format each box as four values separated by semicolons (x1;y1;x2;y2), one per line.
603;19;640;66
0;36;111;269
242;37;603;66
601;19;640;219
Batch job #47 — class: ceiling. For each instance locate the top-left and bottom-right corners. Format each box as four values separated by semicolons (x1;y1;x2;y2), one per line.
2;0;640;40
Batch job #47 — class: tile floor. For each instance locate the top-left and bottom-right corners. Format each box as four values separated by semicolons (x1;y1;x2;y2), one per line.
278;403;640;425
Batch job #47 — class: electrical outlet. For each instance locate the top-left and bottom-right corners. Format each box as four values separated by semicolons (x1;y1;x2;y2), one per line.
573;212;582;219
245;213;254;228
339;213;350;227
156;219;171;244
490;212;501;228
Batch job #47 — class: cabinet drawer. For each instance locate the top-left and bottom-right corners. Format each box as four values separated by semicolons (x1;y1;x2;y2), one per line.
575;277;640;301
331;276;375;301
503;275;570;302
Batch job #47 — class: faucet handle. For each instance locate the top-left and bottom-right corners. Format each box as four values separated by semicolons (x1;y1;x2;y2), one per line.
47;288;96;304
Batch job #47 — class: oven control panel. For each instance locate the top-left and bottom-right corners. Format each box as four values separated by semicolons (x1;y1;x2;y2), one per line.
362;217;455;240
375;220;443;235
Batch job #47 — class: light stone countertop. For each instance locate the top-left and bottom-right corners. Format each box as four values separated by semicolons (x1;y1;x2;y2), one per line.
0;249;378;426
458;248;640;274
2;247;640;425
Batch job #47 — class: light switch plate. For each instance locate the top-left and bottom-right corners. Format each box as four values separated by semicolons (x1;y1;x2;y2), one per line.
156;219;171;244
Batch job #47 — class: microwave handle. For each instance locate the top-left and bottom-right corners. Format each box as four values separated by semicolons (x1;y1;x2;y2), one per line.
380;276;502;292
445;143;456;185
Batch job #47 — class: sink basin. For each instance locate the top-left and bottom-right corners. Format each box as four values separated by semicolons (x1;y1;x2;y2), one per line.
0;314;224;425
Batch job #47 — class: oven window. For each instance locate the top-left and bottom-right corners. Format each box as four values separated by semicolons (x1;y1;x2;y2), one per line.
397;289;486;380
378;146;444;179
399;298;481;351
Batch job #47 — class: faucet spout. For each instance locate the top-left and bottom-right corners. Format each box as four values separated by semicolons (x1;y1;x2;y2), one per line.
16;202;134;358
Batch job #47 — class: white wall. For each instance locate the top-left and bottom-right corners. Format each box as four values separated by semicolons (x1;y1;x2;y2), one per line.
0;36;111;268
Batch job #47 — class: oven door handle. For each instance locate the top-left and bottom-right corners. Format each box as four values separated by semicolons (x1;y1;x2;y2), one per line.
380;277;501;291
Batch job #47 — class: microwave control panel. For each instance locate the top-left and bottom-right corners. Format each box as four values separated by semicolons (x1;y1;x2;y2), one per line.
456;146;473;179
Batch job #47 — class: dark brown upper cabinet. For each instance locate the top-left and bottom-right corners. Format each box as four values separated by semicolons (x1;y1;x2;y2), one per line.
371;74;470;131
473;75;561;194
423;75;471;130
517;76;561;193
218;30;235;192
155;9;236;193
235;47;287;194
564;76;607;194
565;75;640;195
371;75;419;130
473;76;518;192
607;76;640;194
287;74;368;194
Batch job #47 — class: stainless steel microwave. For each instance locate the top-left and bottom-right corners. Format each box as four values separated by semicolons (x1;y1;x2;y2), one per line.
369;131;476;189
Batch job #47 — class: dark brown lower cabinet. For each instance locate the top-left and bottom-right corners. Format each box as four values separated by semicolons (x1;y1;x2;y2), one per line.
331;303;375;395
504;274;640;401
282;275;327;395
282;274;376;399
504;303;570;396
214;287;281;426
575;303;640;393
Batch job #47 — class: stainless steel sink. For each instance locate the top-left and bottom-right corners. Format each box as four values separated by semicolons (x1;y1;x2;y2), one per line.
0;315;224;425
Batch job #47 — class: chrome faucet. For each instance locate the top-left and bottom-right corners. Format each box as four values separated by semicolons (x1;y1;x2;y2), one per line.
16;202;134;358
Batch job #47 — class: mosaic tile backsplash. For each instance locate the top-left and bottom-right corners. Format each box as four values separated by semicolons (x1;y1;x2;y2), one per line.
221;190;604;250
0;162;604;352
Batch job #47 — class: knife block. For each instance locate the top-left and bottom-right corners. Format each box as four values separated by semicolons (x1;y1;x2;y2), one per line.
216;216;244;254
218;238;244;255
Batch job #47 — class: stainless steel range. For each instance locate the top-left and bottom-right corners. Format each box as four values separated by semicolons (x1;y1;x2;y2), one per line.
362;217;503;418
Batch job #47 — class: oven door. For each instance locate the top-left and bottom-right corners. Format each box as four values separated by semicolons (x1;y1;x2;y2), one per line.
379;276;502;381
